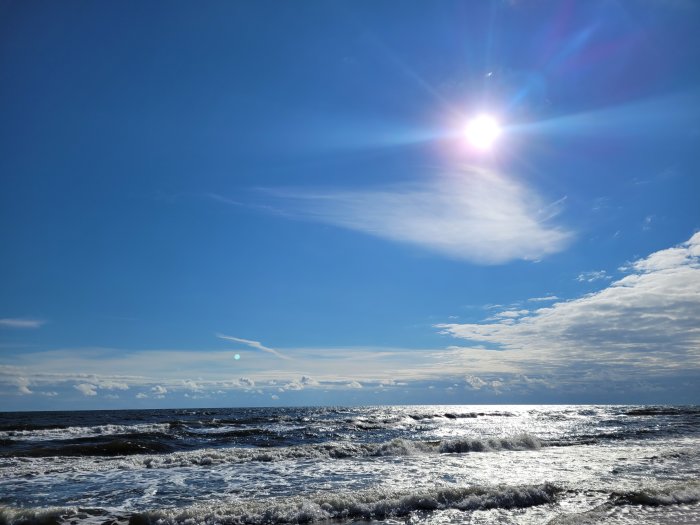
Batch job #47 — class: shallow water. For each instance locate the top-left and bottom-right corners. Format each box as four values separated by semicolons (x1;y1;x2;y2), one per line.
1;405;699;524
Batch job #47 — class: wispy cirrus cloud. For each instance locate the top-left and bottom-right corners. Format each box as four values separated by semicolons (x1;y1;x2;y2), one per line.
264;168;571;264
0;318;45;329
216;334;291;360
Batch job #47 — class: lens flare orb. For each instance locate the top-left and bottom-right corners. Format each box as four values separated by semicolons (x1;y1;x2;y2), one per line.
465;114;502;151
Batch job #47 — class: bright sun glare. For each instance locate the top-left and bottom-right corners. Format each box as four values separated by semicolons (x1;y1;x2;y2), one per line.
465;114;502;151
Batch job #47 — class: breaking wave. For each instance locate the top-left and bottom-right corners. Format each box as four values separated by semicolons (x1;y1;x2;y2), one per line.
1;434;542;476
0;483;560;525
611;481;700;506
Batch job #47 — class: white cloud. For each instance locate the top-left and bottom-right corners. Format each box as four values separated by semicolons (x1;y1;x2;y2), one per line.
464;375;509;393
98;381;129;391
216;334;291;360
528;295;558;302
182;380;202;392
576;270;610;282
151;385;167;396
464;375;487;390
300;375;318;385
346;380;363;389
282;375;320;391
15;376;32;395
74;383;97;396
270;394;279;400
270;169;571;264
136;392;148;399
437;233;700;375
492;309;529;319
0;318;45;329
238;377;255;388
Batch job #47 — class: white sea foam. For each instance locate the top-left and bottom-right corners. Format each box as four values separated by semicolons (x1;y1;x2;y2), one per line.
130;483;560;525
612;480;700;506
0;434;544;478
0;484;558;524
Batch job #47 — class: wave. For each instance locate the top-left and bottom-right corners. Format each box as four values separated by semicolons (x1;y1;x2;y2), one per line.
123;434;539;460
0;483;559;525
0;423;172;442
9;433;177;457
0;434;542;475
624;406;700;417
0;507;115;525
547;481;700;525
611;481;700;506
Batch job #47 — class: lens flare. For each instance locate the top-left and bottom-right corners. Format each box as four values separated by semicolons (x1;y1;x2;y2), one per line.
465;114;502;150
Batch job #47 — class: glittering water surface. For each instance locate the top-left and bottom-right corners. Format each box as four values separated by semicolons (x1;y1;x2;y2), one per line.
1;405;699;524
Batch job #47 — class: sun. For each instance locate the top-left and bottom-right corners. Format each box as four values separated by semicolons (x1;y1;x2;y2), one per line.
464;114;502;151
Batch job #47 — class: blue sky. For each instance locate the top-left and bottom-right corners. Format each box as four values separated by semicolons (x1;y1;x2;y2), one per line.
1;0;699;410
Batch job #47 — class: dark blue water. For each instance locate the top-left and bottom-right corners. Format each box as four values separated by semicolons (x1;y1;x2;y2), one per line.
1;405;699;525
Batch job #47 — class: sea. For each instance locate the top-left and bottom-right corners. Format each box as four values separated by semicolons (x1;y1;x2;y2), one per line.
1;405;699;525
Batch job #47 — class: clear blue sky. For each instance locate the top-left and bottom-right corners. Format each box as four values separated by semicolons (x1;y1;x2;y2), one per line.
2;0;699;410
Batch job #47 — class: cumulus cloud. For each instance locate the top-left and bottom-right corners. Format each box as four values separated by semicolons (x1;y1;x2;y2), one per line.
182;380;202;392
437;233;700;375
151;385;167;397
464;375;487;390
238;377;255;388
74;383;97;396
576;270;610;282
464;375;510;393
346;380;363;389
15;377;32;395
269;169;571;264
217;334;291;360
0;318;45;329
282;375;320;391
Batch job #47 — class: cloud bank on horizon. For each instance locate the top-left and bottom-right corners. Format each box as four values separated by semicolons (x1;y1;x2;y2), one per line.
2;233;698;406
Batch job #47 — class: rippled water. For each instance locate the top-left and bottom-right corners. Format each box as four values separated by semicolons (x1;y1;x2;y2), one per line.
1;405;699;524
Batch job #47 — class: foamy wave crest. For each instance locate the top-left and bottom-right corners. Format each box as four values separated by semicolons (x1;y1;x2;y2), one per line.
548;481;700;525
131;483;560;525
0;423;172;442
612;481;700;506
1;434;544;477
439;434;541;453
0;506;79;525
143;435;540;466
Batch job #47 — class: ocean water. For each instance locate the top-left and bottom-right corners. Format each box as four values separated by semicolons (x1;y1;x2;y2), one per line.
1;405;699;525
